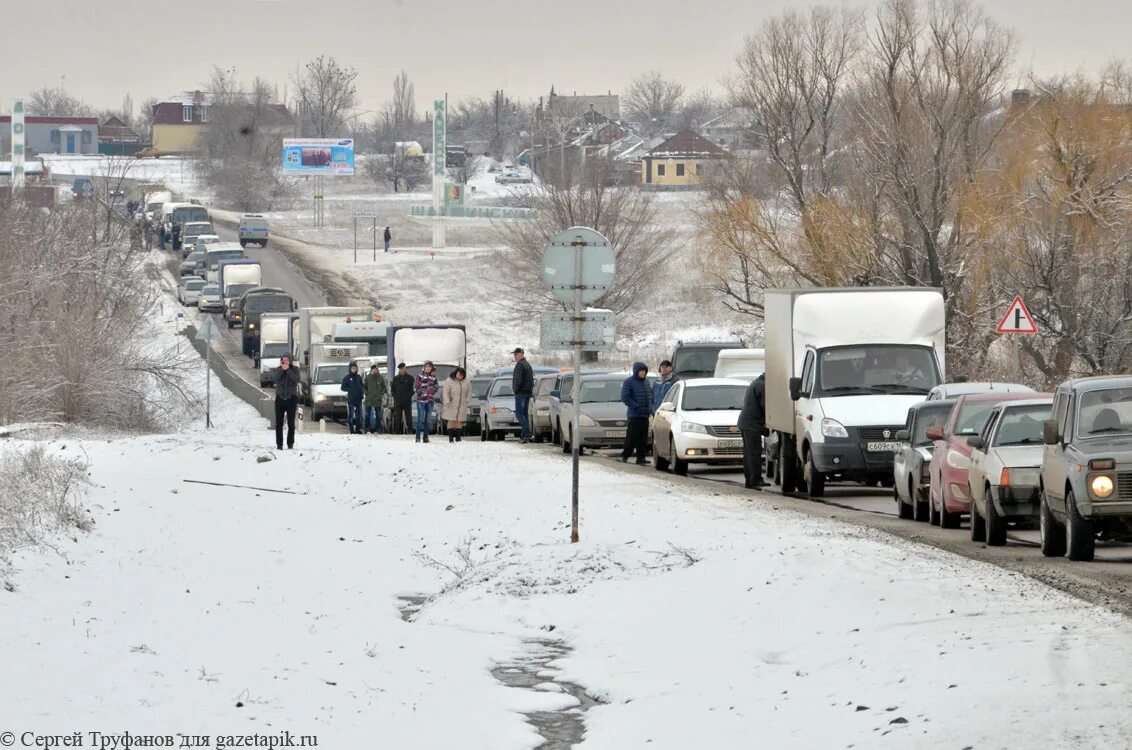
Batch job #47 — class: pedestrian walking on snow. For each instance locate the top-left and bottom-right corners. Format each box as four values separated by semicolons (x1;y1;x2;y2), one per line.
273;355;300;450
620;362;653;465
363;364;388;434
341;362;365;434
414;361;440;443
512;347;535;443
737;373;768;489
390;363;414;434
443;366;472;442
384;226;392;253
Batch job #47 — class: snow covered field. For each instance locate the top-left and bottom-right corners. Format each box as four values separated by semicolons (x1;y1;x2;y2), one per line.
4;350;1132;746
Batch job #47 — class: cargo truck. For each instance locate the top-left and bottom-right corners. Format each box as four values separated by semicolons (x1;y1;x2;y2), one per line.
763;288;946;498
294;307;374;404
257;312;299;386
242;288;297;358
307;342;368;422
388;325;468;434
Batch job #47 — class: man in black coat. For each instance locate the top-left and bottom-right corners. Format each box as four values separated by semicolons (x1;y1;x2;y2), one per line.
340;362;366;434
737;373;768;489
390;363;415;435
273;354;301;450
512;347;535;443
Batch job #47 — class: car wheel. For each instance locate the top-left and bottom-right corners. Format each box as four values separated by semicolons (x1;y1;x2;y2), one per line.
654;438;670;471
1039;488;1067;557
985;486;1007;546
805;451;825;499
780;438;798;494
969;486;986;542
1065;489;1095;562
913;484;930;523
672;439;689;476
562;427;571;453
896;483;913;519
928;485;941;526
939;487;960;529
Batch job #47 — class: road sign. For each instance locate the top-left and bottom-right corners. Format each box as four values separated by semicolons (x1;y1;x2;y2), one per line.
540;310;615;351
996;295;1038;334
352;211;378;218
195;316;218;342
540;227;615;304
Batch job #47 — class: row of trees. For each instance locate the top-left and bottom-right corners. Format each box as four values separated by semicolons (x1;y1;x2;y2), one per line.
697;0;1132;382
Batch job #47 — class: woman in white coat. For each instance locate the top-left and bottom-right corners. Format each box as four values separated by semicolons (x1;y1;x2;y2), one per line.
442;366;472;442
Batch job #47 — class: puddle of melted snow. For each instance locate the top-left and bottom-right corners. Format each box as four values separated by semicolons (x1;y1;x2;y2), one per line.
397;595;602;749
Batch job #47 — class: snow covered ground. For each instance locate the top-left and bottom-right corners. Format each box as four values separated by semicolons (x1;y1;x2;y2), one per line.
41;154;197;194
5;348;1132;746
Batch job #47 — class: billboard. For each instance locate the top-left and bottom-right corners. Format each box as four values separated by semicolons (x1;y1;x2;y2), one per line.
281;138;355;175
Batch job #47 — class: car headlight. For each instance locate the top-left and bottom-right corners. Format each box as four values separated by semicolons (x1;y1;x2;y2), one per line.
680;421;708;434
821;418;849;438
579;414;596;427
1003;467;1040;487
1091;474;1115;499
946;449;970;470
247;323;255;330
537;408;549;415
315;394;327;403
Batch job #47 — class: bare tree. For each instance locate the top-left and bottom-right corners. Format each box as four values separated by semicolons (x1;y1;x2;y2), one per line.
623;72;686;135
676;89;725;131
365;143;427;193
454;154;487;185
292;55;359;137
390;70;417;134
26;86;94;117
492;157;679;316
137;97;159;144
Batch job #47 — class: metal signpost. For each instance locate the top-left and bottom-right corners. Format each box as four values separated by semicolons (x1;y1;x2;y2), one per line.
539;227;616;543
195;317;218;428
353;211;378;263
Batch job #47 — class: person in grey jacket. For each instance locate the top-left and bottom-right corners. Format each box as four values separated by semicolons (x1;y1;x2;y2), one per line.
274;354;301;450
512;347;535;443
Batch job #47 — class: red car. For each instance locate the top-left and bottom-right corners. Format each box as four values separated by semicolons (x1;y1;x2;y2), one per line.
927;392;1048;528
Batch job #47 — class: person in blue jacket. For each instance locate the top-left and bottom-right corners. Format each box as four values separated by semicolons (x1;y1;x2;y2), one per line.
620;361;653;465
652;359;675;413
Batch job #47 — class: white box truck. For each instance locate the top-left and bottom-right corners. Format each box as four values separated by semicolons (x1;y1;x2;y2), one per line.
307;342;368;422
713;348;766;382
764;288;946;498
257;312;298;386
294;307;374;403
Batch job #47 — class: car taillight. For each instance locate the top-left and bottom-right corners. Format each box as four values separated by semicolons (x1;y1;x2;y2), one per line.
921;462;931;482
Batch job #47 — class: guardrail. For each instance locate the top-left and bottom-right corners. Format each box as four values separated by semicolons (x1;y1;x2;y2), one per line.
181;324;274;425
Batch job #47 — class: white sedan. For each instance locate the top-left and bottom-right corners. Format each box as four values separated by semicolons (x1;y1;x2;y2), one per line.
652;378;749;475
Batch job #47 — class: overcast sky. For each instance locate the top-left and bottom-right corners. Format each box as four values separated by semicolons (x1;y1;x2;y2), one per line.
1;0;1128;116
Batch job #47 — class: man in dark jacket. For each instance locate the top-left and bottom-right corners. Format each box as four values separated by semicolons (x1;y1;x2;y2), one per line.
390;363;415;435
620;361;653;464
384;227;392;253
737;373;768;488
273;354;301;450
341;362;365;434
363;364;388;434
512;347;535;443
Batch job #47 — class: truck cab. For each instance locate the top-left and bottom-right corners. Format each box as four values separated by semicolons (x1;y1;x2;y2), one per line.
307;342;367;422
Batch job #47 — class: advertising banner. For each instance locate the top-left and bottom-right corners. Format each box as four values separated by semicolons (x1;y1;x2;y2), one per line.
281;138;355;175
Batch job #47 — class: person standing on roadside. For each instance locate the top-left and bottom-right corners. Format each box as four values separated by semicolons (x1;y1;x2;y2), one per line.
737;372;768;489
511;347;535;443
413;361;440;443
341;362;365;435
652;359;676;413
620;362;653;465
384;226;392;253
443;366;472;443
364;364;388;434
390;363;414;435
273;354;300;450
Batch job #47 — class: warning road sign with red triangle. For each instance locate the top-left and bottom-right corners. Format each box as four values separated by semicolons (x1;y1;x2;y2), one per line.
996;295;1038;334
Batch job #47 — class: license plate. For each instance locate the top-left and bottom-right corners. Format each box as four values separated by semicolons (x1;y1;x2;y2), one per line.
604;430;625;438
867;441;901;452
717;439;742;449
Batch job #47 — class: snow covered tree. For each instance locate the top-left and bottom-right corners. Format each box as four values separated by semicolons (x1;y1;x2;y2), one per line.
623;72;685;135
292;55;359;138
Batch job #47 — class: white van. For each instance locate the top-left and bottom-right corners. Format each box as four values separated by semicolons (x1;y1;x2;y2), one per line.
713;348;766;382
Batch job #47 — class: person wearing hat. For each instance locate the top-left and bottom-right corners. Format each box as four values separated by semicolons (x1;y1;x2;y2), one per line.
652;359;676;414
363;363;388;434
512;347;535;443
340;362;366;435
390;362;415;435
413;361;440;443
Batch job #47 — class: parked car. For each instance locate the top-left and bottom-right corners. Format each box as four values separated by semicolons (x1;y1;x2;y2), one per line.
966;397;1053;546
194;235;221;254
466;377;493;435
1040;377;1132;561
893;399;956;522
558;372;657;454
927;392;1042;528
481;377;520;441
179;251;206;277
181;222;214;257
531;373;560;443
198;284;224;313
495;170;532;184
927;382;1034;401
549;371;611;444
177;276;206;306
651;378;748;475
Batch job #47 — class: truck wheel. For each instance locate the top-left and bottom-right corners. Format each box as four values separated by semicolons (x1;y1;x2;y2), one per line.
805;452;825;498
969;487;986;542
1065;490;1096;562
779;438;798;494
913;483;930;523
239;239;247;247
985;487;1007;546
1039;489;1066;557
